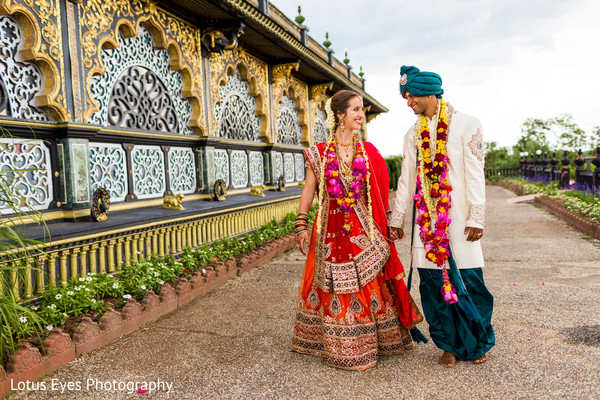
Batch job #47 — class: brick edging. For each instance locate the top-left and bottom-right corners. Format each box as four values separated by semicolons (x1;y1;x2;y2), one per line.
0;233;299;399
534;196;600;241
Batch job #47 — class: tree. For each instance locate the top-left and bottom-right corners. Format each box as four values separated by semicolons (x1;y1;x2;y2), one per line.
515;114;590;155
553;114;587;152
590;126;600;150
484;141;519;169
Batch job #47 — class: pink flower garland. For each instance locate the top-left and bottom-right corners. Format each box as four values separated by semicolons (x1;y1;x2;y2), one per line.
414;100;457;303
323;135;368;235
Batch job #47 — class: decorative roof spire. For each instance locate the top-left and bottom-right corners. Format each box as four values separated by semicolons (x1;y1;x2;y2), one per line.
343;49;350;66
295;4;305;25
359;66;364;79
323;31;331;49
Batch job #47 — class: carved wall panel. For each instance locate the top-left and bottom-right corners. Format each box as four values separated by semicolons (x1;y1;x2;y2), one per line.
274;152;282;181
275;96;302;146
294;152;305;182
131;145;165;199
89;26;192;135
309;83;331;146
283;152;295;183
313;109;328;144
214;70;261;141
272;63;308;145
209;47;268;139
249;151;264;187
213;149;229;187
0;0;69;120
89;142;128;202
168;147;196;194
80;0;204;134
230;150;248;189
0;138;53;213
0;15;48;121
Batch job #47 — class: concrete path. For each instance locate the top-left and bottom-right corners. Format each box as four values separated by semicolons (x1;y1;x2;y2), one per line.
10;186;600;400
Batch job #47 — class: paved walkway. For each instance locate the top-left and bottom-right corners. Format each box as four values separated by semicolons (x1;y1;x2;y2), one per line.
10;186;600;400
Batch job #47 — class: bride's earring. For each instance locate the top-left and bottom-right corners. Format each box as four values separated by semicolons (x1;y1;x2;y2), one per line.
340;119;345;133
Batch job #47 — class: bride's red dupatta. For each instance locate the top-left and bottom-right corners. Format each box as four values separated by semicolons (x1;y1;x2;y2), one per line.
363;142;423;329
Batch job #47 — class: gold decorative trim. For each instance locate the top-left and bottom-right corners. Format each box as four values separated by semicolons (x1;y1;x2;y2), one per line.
208;47;269;140
309;82;332;146
80;1;205;134
272;66;308;145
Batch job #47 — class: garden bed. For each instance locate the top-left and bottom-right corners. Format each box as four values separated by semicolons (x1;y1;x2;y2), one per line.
494;179;600;241
0;232;299;399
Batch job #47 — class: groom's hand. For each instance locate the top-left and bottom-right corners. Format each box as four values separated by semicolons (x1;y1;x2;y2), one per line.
389;227;404;241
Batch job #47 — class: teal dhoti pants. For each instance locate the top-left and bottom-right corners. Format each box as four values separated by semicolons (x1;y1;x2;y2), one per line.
418;267;495;360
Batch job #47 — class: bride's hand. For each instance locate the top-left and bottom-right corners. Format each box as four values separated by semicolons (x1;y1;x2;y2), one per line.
296;231;309;255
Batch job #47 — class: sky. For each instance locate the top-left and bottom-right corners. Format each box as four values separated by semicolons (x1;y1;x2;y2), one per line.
271;0;600;156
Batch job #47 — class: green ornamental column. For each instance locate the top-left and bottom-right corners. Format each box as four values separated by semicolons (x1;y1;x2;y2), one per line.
198;146;216;194
56;138;91;210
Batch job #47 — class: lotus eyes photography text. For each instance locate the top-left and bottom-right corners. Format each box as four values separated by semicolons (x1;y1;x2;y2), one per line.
10;378;174;394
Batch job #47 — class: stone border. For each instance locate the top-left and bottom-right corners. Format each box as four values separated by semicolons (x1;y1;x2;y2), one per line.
494;182;600;241
0;233;298;399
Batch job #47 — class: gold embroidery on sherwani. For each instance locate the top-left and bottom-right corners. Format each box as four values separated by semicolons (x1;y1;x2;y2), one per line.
467;202;486;226
468;128;484;161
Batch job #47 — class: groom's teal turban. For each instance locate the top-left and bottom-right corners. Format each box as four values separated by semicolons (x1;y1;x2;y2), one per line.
399;65;443;98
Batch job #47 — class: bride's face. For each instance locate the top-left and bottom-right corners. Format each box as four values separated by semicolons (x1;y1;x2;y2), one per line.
338;96;365;131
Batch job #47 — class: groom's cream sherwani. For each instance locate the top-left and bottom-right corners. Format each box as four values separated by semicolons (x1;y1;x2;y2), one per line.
388;102;486;270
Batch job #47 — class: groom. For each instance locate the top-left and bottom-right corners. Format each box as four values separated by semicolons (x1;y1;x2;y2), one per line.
388;65;495;367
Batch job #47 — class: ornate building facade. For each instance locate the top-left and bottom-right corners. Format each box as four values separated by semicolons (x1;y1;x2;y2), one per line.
0;0;387;298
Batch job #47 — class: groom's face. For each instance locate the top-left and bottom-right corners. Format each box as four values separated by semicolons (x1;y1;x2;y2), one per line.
404;92;436;117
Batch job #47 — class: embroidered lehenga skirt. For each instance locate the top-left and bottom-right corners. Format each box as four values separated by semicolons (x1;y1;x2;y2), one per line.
291;199;414;371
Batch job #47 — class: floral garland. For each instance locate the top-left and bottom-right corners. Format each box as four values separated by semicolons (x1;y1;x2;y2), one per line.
323;132;368;235
413;99;457;303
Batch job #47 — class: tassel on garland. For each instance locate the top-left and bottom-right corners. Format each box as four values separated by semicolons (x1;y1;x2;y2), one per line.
440;267;458;304
410;327;429;344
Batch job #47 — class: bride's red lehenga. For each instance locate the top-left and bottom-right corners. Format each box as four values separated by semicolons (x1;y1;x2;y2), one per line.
291;140;423;371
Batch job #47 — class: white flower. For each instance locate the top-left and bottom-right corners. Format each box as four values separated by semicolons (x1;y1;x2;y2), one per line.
112;283;119;289
67;291;74;296
55;294;62;300
19;316;27;323
91;299;97;303
63;313;68;317
153;272;159;277
123;294;132;299
202;269;206;274
74;286;81;291
78;277;85;282
140;285;146;290
86;276;93;282
46;325;53;331
84;287;90;291
47;304;56;309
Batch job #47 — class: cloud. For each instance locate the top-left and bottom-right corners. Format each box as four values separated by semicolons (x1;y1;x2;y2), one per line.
271;0;600;155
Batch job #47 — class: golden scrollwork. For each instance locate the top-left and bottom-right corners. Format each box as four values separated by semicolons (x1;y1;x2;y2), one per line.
309;82;332;146
79;0;205;134
208;46;269;140
271;63;308;145
0;0;69;120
